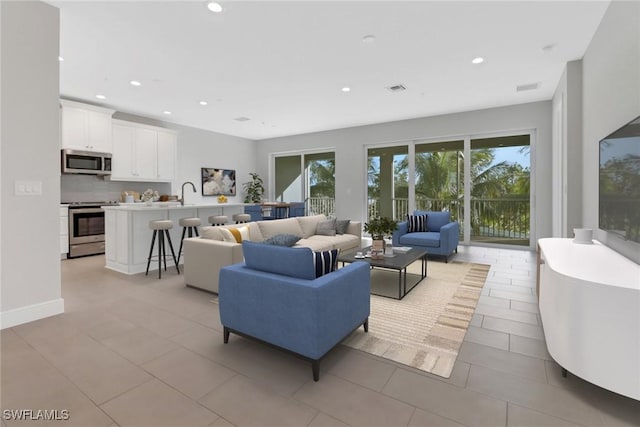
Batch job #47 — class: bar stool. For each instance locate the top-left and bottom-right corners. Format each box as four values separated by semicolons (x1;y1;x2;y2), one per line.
208;215;229;226
232;213;251;224
177;217;201;264
146;220;180;279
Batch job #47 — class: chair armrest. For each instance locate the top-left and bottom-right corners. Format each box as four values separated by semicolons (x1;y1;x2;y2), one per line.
392;221;409;245
440;221;460;253
219;262;370;359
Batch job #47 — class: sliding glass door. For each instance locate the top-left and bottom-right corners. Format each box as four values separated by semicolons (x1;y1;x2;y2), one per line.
470;135;530;246
367;145;408;222
273;151;335;216
366;133;531;247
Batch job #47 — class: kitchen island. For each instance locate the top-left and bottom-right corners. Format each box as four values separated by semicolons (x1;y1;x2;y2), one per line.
103;202;249;274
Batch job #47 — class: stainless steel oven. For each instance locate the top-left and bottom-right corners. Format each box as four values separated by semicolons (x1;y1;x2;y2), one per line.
67;202;117;258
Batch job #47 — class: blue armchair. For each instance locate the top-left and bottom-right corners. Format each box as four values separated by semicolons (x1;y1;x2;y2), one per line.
219;241;370;381
392;211;459;262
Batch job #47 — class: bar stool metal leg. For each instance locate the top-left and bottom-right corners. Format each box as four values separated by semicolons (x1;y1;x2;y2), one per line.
146;230;157;276
165;231;180;274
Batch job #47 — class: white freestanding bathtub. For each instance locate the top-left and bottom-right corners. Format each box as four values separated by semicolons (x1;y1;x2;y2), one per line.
537;238;640;401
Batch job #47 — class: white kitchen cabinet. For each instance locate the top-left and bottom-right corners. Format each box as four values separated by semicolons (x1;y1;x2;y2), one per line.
60;99;115;153
60;205;69;257
110;119;177;182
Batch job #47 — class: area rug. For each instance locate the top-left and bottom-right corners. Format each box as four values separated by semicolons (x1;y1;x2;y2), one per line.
343;260;490;378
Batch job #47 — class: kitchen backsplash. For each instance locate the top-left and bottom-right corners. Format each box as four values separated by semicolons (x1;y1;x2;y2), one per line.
61;174;172;203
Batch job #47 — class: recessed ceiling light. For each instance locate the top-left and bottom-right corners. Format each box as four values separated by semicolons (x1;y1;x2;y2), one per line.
95;94;106;100
341;87;351;92
58;56;64;62
207;2;223;13
472;57;484;64
163;111;172;115
541;43;556;53
362;35;376;43
130;80;141;86
199;101;208;106
234;117;251;122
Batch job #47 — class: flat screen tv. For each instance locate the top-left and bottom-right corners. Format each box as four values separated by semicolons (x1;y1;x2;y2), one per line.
599;115;640;243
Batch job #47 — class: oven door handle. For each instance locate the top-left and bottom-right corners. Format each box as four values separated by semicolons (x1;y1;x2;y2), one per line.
69;208;104;214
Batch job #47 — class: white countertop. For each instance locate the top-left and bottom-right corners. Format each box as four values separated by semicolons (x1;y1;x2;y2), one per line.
102;202;251;211
538;238;640;290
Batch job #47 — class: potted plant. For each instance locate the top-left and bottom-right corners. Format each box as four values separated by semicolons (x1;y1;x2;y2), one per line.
243;172;265;203
364;217;398;259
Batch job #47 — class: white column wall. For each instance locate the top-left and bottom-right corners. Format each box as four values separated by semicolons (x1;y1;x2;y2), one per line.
1;1;63;328
582;0;640;263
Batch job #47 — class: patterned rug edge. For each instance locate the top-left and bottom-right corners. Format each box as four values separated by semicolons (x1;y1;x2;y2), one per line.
344;262;491;379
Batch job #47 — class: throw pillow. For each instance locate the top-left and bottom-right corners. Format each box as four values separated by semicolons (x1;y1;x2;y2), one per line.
316;218;337;236
229;225;251;243
407;214;427;233
219;228;237;243
263;233;301;247
314;248;340;278
220;226;251;243
335;219;350;235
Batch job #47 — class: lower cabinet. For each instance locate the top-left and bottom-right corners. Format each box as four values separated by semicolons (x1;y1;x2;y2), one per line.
111;119;177;182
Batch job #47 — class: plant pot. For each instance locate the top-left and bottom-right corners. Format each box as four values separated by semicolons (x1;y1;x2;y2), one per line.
371;239;385;259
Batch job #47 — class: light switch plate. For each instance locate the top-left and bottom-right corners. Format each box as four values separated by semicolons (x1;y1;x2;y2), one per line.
15;180;43;196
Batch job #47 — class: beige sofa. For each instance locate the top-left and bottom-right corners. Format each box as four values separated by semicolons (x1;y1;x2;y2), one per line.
183;214;361;293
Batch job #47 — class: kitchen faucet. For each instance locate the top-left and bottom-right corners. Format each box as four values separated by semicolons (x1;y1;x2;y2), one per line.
180;181;196;206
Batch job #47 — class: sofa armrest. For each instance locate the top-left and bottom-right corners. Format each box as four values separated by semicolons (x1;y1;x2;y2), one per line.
392;221;409;246
219;262;370;359
346;221;361;237
183;238;243;293
440;221;460;253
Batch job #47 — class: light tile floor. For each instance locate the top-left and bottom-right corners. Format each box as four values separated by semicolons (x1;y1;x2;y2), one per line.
2;246;639;426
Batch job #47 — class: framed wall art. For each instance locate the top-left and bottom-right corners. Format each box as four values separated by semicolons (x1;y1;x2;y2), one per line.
201;168;236;196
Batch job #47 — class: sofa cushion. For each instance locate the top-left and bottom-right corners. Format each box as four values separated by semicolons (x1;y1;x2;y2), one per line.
399;232;441;248
316;219;337;236
263;233;301;247
415;210;451;232
407;214;427;233
335;219;350;235
314;249;339;278
242;241;316;280
257;217;304;240
296;214;327;238
295;237;333;252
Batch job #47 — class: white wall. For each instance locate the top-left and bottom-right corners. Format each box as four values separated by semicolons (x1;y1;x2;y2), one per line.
256;101;552;244
1;1;63;328
582;0;640;263
551;60;583;238
112;112;256;205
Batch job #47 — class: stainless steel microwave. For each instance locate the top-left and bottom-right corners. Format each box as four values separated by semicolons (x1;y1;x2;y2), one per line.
61;149;111;175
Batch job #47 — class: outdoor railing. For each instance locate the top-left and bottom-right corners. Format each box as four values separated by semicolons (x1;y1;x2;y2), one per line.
307;197;335;217
368;197;530;244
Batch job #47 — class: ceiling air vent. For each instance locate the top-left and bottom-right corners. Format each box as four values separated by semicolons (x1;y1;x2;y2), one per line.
386;84;407;93
233;116;251;122
516;82;540;92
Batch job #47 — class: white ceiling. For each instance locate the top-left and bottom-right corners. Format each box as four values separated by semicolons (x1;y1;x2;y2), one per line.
50;0;610;140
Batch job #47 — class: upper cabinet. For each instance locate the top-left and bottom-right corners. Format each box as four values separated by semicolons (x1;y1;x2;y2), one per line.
111;119;177;182
60;99;115;153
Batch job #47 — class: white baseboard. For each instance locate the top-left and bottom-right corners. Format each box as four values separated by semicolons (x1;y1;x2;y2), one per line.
0;298;65;330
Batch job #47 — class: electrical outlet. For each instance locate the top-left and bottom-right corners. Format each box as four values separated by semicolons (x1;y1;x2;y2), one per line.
15;180;43;196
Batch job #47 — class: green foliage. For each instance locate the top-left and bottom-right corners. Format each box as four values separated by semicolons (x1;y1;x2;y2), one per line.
243;173;265;203
364;216;398;240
